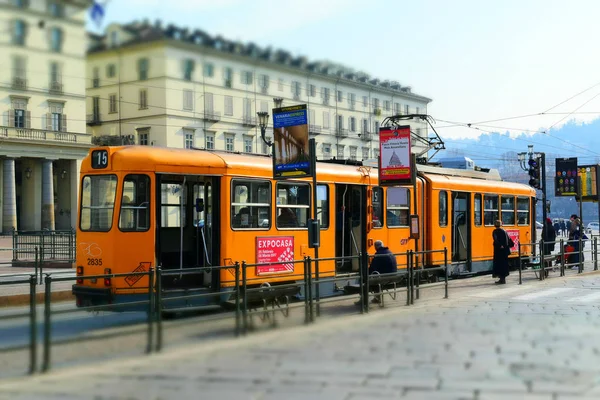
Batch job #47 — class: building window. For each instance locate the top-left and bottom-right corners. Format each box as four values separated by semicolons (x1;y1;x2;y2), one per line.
373;98;380;109
46;102;66;132
416;107;420;115
292;81;301;99
363;96;368;107
91;96;99;120
374;121;380;133
50;112;62;131
323;111;330;130
362;118;368;134
384;100;390;111
395;102;400;115
260;100;268;113
12;20;27;46
374;149;380;159
259;74;269;92
349;117;356;132
244;136;253;153
13;0;29;8
322;87;330;105
205;132;215;149
48;2;64;17
203;63;214;77
241;71;253;85
139;89;148;109
224;96;233;116
349;93;356;110
225;134;234;151
404;104;409;115
337;144;345;159
337;90;342;102
14;109;26;128
49;61;61;91
349;146;357;161
322;143;331;159
278;78;284;91
183;59;195;81
50;27;63;52
138;58;149;80
109;94;117;113
92;67;99;87
224;67;233;87
183;90;193;111
110;31;119;47
184;129;194;149
106;64;116;78
138;129;149;145
362;148;370;160
416;128;421;137
309;84;316;97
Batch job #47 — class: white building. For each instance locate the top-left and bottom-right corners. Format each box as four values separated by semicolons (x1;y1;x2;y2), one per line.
86;21;432;161
0;0;92;232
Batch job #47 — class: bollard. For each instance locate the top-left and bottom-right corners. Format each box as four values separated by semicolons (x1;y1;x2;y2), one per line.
357;254;365;314
363;251;370;314
409;250;415;305
518;243;522;285
306;256;314;322
560;239;565;277
595;237;598;271
235;262;241;337
155;266;163;352
303;257;309;324
242;261;248;334
539;239;544;281
405;251;410;306
41;275;52;372
314;256;320;317
146;268;154;354
29;274;37;374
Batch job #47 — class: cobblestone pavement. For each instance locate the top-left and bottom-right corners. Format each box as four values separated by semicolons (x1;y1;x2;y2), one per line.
2;271;600;399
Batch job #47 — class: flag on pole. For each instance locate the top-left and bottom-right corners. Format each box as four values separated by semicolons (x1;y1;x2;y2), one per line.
90;1;105;28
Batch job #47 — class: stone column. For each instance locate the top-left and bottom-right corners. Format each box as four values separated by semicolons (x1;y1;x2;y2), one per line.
2;159;17;233
41;160;55;230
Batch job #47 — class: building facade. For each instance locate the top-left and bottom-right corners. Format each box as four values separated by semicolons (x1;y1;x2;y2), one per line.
86;21;431;162
0;0;92;232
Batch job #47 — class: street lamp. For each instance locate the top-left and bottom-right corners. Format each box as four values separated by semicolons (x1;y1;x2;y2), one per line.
257;111;272;147
273;97;283;108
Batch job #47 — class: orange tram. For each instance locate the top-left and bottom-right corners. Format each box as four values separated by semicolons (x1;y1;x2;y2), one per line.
72;146;536;308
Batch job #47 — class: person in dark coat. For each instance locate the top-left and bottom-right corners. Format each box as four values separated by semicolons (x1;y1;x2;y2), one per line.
542;217;556;275
368;240;397;304
492;220;511;284
553;221;560;237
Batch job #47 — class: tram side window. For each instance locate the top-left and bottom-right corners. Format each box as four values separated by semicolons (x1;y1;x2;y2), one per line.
387;187;409;227
119;175;150;231
231;179;271;229
517;197;530;225
277;182;310;228
501;196;515;225
474;194;482;226
80;175;117;232
316;184;329;229
160;183;187;228
439;191;448;227
372;187;383;228
484;195;499;226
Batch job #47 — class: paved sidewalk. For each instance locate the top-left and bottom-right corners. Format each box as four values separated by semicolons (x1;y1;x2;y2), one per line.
2;273;600;399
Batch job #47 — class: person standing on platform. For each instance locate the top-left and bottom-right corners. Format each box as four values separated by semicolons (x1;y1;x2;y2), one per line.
542;217;556;276
492;220;513;284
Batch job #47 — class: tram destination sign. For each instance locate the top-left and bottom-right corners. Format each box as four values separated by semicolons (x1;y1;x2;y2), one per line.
378;125;413;186
555;157;578;197
272;104;312;179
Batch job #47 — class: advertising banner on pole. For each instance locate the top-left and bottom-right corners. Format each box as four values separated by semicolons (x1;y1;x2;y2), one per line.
577;165;600;202
272;104;311;179
256;236;295;276
378;125;413;186
555;157;578;196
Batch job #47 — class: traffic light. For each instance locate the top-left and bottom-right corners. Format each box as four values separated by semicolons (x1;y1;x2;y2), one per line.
528;157;541;189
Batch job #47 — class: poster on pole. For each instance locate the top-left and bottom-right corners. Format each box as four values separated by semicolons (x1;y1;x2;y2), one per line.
378;125;413;186
555;157;578;196
255;236;295;276
577;164;600;202
272;104;311;179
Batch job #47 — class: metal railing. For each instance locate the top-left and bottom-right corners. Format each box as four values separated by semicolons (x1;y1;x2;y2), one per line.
12;229;75;266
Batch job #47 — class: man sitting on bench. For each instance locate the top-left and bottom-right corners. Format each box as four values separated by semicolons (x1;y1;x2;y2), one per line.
369;240;398;304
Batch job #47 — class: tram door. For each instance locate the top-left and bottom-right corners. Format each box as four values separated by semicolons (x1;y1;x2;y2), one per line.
451;192;470;266
156;174;219;289
335;184;366;273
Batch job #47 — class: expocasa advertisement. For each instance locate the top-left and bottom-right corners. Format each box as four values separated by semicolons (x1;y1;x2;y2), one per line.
378;125;412;185
273;104;311;179
255;236;295;276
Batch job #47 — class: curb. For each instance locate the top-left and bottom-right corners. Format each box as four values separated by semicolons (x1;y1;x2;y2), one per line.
0;290;73;308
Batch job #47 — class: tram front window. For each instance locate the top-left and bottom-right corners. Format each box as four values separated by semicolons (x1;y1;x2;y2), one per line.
80;175;118;232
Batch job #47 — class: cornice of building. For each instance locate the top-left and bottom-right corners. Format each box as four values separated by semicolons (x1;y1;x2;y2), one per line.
87;21;432;104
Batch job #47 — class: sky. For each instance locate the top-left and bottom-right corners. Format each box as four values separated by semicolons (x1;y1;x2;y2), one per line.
88;0;600;143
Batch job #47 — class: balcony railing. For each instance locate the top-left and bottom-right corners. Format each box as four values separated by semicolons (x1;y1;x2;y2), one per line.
86;113;101;125
203;110;221;122
360;132;372;142
49;81;63;94
12;77;27;90
335;128;348;138
242;116;257;127
0;126;91;144
309;125;321;136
